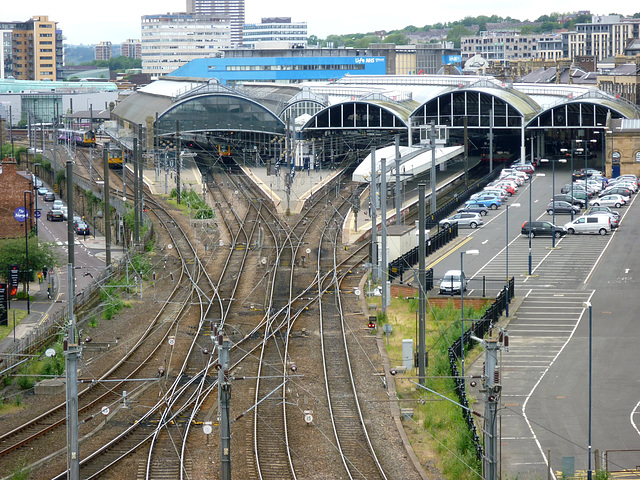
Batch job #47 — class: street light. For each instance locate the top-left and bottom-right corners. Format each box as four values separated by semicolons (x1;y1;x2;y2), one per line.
505;203;520;317
539;158;566;247
33;163;41;237
460;248;479;389
583;301;593;480
23;191;32;314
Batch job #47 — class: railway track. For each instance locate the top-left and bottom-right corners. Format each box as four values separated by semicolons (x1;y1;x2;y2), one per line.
317;197;388;480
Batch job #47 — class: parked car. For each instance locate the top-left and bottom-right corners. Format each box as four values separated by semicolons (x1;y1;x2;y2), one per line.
552;194;585;207
564;215;611;235
513;164;535;174
37;186;48;196
481;189;509;201
585;205;619;219
439;269;467;295
52;200;64;211
521;221;567;238
492;183;516;195
467;195;501;210
60;206;68;220
72;216;83;228
591;194;628;208
457;202;489;216
546;201;580;215
46;209;64;221
439;212;483;229
32;176;43;188
75;222;90;236
600;187;632;200
43;191;55;202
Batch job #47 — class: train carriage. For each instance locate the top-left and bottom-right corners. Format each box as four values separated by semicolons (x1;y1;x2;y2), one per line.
58;129;96;147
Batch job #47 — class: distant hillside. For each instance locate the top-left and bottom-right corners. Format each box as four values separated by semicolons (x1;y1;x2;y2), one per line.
64;44;95;65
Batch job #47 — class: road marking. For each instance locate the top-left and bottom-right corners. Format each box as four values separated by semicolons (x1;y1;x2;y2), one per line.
625;268;630;274
521;289;595;480
425;236;473;270
630;401;640;437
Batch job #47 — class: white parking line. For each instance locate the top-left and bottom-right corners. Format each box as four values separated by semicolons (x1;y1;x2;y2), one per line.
521;289;595;480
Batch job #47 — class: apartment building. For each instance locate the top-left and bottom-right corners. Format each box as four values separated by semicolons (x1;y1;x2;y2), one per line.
575;15;640;61
243;17;307;48
461;31;563;62
141;13;231;76
186;0;244;47
121;39;141;59
95;41;112;61
2;16;62;81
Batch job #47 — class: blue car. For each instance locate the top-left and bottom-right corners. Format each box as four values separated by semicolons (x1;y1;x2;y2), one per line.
466;195;501;210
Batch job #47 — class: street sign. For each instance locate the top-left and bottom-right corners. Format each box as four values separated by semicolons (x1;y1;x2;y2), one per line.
9;266;19;287
13;207;28;222
101;406;110;416
168;336;176;346
35;210;42;219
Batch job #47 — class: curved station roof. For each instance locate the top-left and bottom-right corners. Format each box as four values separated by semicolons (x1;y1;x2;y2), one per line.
111;74;639;152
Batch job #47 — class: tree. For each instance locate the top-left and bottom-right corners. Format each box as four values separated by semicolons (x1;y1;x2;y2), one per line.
447;25;473;48
384;33;409;45
0;237;60;287
520;25;534;35
307;35;320;46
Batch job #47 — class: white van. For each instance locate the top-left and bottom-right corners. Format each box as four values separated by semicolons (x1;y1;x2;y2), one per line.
564;215;611;235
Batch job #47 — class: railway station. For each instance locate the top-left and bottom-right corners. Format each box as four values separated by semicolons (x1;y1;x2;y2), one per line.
108;74;638;182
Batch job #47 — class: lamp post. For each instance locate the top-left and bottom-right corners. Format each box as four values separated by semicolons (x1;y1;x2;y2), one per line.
460;248;479;389
539;158;566;247
528;173;533;275
23;191;32;314
505;203;520;317
33;163;41;237
583;301;593;480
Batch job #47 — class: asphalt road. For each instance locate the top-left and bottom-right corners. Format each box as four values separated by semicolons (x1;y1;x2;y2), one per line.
424;161;640;478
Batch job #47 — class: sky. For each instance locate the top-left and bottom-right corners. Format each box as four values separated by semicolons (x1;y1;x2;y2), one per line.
2;1;638;45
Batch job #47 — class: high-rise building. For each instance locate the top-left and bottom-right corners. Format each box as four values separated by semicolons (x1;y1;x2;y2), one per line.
121;39;142;59
243;18;307;48
141;13;231;76
95;41;113;61
3;16;62;80
186;0;244;46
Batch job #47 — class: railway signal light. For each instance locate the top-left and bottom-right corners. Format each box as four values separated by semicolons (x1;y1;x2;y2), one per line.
368;316;376;329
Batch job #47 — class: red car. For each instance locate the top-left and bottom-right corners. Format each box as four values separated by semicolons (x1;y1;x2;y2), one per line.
514;164;535;174
493;183;516;195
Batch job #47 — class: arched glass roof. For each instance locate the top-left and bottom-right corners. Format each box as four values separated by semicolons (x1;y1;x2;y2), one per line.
155;93;285;136
527;98;638;129
302;99;419;130
410;89;534;128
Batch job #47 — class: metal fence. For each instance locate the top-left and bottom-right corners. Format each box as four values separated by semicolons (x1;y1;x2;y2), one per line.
388;223;458;283
447;277;515;460
0;232;151;377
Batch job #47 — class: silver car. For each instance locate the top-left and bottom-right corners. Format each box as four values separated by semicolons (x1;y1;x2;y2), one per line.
439;212;483;229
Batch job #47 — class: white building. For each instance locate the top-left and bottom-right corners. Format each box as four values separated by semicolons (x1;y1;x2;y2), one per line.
243;17;307;49
186;0;244;47
141;13;231;76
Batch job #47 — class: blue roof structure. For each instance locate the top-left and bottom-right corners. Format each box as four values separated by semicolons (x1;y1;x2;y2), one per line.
168;56;387;84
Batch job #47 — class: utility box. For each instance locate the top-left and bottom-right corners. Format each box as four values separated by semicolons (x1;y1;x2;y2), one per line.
402;339;414;370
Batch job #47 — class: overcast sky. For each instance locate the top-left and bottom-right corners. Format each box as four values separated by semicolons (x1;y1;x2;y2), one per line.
3;1;638;45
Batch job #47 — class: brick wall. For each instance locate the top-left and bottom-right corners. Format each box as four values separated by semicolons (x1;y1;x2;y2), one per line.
390;284;489;309
0;159;34;238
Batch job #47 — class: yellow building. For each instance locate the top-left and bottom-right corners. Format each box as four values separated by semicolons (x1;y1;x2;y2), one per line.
9;15;59;81
605;118;640;177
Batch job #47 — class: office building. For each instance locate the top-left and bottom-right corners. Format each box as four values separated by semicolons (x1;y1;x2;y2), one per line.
461;31;563;62
243;18;307;49
95;41;113;61
121;39;142;59
186;0;244;46
575;15;640;61
141;13;231;76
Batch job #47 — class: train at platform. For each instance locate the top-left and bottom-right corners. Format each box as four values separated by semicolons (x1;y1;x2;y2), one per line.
58;129;96;147
106;143;124;169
